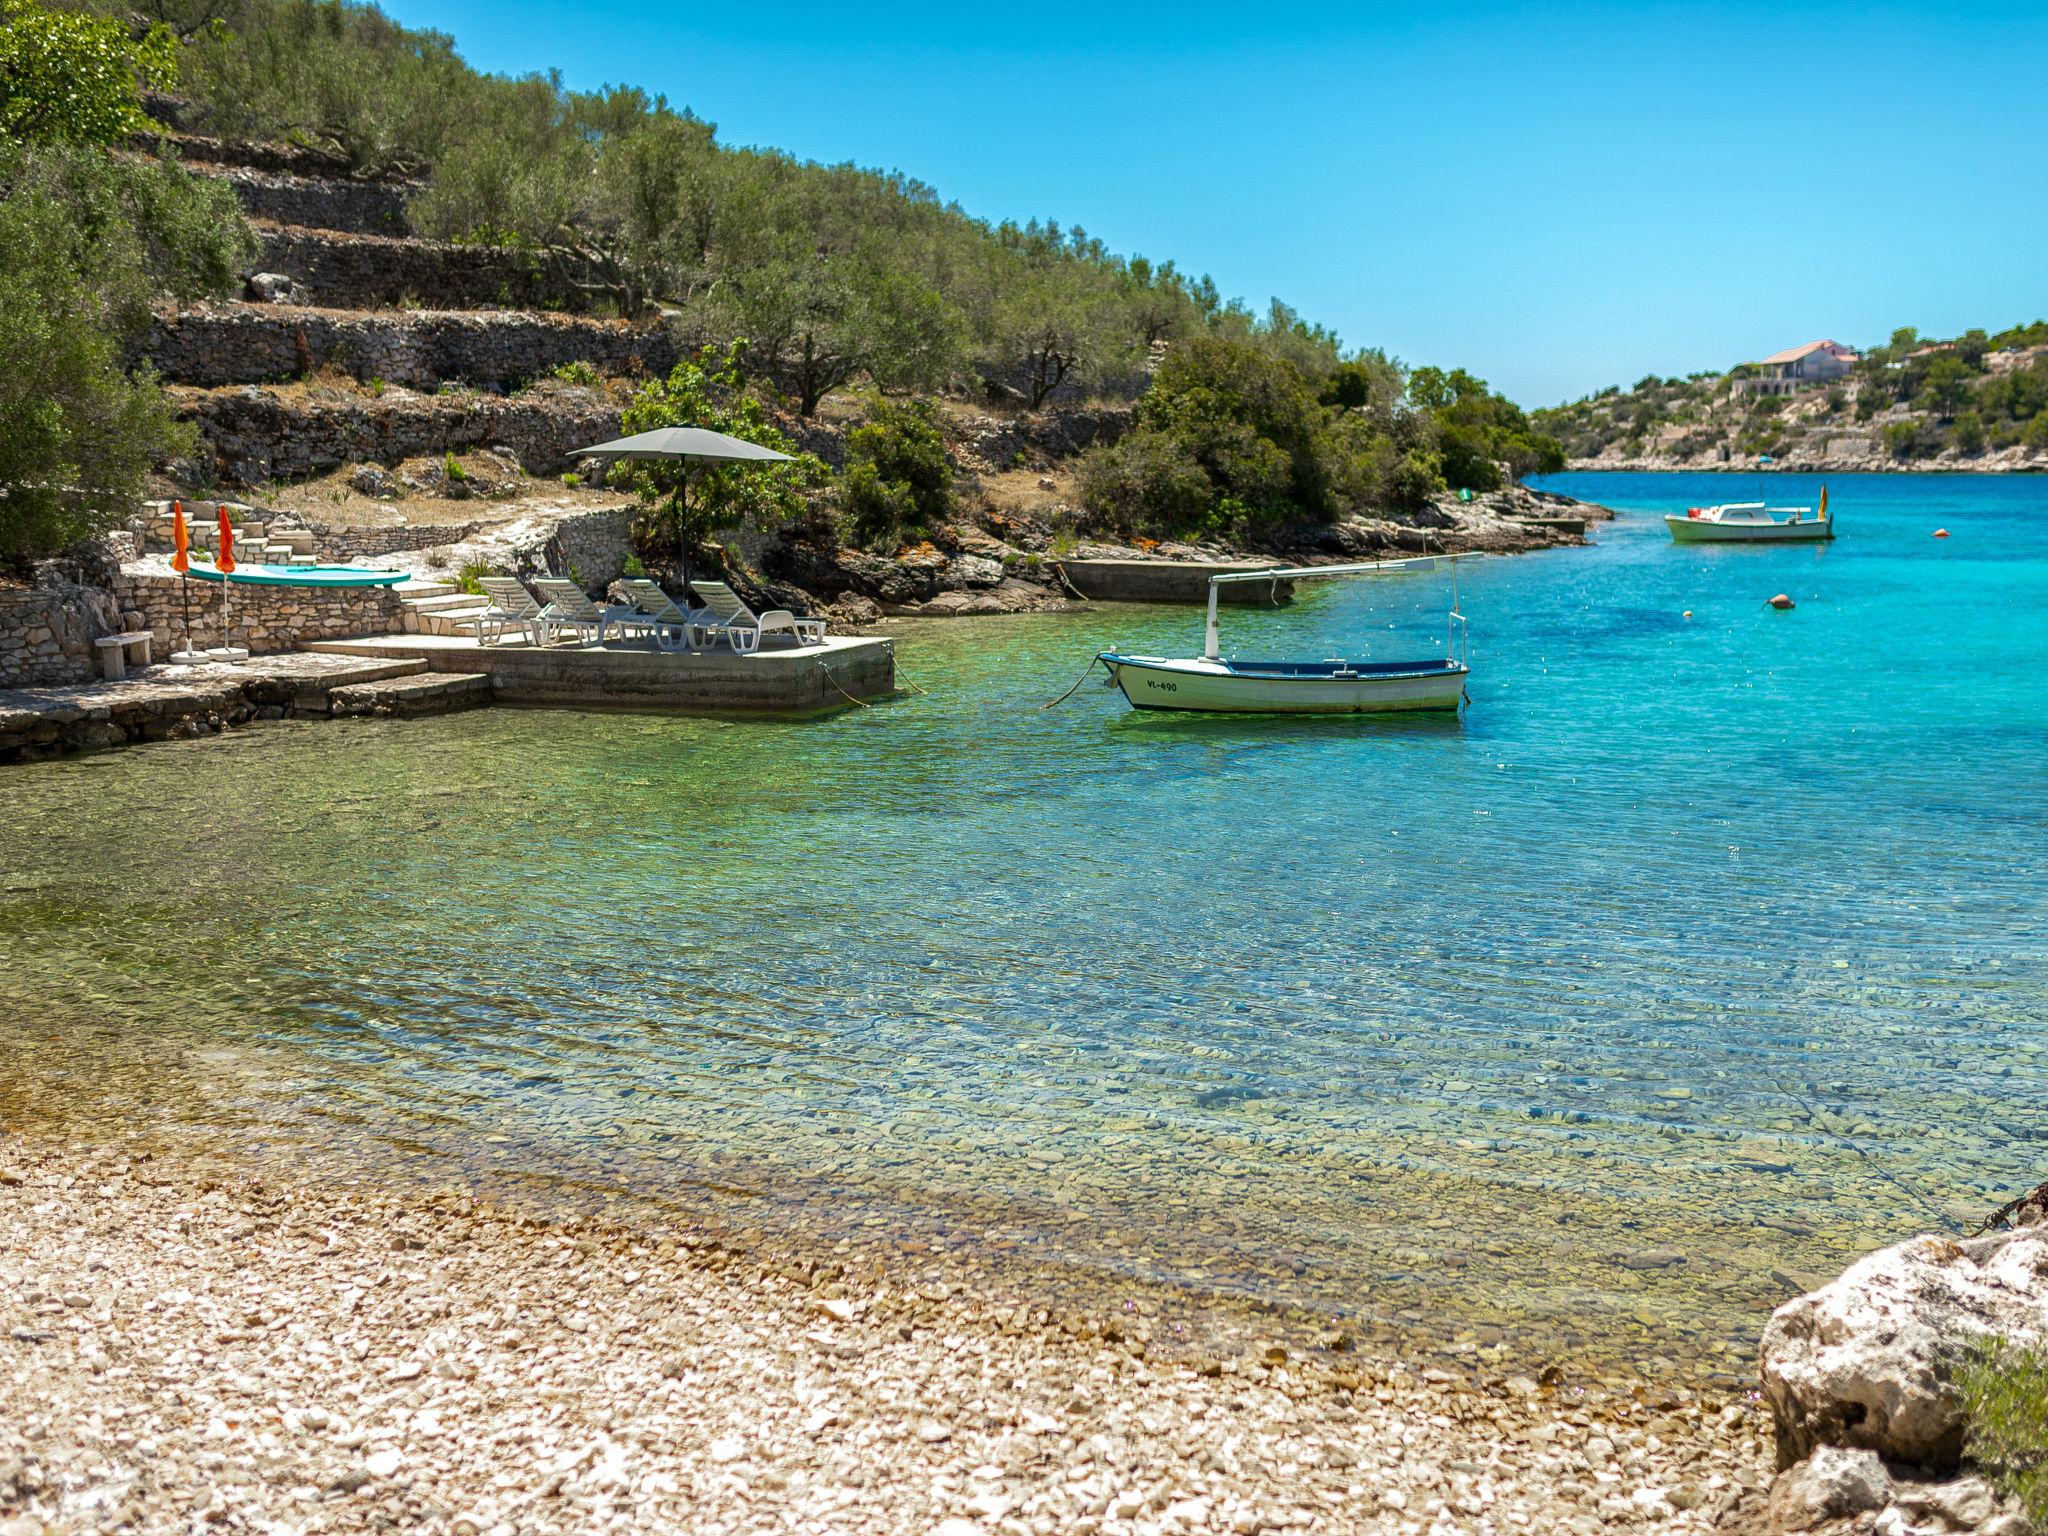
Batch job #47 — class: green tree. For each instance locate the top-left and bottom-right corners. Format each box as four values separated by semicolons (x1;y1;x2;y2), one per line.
1922;354;1976;420
838;397;952;549
613;343;827;567
1949;410;1986;454
0;1;177;146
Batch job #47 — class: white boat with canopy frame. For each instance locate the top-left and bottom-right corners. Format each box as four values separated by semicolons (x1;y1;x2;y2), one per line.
1665;485;1834;544
1096;556;1476;715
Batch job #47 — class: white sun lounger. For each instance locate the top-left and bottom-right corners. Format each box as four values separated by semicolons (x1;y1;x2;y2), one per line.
530;577;623;645
462;577;546;646
610;578;710;652
687;579;826;654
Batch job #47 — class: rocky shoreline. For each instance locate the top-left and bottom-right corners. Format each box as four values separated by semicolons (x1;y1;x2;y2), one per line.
0;1136;1771;1535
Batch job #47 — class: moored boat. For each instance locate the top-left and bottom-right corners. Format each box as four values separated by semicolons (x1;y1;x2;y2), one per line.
1097;557;1475;715
1665;488;1834;544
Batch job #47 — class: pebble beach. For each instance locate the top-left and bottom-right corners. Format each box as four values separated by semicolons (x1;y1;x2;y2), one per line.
0;1139;1772;1536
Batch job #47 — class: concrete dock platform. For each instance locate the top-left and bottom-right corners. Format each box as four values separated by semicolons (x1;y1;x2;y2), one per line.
305;633;896;714
1053;559;1296;604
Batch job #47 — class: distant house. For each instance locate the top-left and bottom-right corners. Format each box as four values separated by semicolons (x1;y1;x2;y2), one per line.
1732;340;1861;398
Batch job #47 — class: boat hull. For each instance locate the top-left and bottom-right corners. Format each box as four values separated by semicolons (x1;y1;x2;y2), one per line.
1101;654;1468;714
1665;515;1833;544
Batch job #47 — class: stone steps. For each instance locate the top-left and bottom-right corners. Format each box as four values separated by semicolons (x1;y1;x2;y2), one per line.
329;671;492;718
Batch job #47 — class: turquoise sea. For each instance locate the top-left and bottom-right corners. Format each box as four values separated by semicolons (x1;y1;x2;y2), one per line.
3;470;2044;1384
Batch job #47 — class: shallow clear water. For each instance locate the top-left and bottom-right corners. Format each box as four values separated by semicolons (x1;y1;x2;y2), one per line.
4;470;2045;1383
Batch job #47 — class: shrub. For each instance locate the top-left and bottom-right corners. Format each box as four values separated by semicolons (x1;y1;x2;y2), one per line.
454;559;493;596
1958;1338;2048;1524
552;360;600;386
1951;411;1986;454
1077;431;1217;537
839;397;953;549
2026;414;2048;452
443;452;465;482
561;471;580;488
622;552;646;578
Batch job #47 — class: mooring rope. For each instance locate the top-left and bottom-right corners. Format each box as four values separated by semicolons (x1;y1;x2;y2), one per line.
817;661;873;709
1041;654;1103;709
1050;560;1088;600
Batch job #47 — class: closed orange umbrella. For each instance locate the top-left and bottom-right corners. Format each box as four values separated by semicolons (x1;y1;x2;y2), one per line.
216;506;237;574
171;501;196;658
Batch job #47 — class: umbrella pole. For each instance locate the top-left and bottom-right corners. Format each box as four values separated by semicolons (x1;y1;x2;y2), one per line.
179;572;192;655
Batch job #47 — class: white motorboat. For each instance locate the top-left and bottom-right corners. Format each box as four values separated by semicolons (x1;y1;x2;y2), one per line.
1097;557;1474;715
1665;487;1834;544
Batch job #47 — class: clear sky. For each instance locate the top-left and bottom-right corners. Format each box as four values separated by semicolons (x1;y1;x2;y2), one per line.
380;0;2047;406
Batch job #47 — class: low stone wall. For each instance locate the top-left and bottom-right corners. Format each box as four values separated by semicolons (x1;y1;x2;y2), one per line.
313;522;485;559
0;584;120;688
544;507;636;589
961;406;1133;470
212;168;411;236
171;381;622;484
138;304;678;391
136;130;379;181
111;568;405;654
251;227;612;313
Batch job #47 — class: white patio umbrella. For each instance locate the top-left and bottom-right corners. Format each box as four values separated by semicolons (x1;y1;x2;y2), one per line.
570;427;793;590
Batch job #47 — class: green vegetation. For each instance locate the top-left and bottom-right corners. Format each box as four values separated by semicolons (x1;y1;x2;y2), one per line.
1958;1337;2048;1523
1535;323;2048;464
551;360;600;387
442;451;465;482
839;397;953;550
103;0;1528;444
614;343;828;562
1078;337;1545;540
0;1;253;567
452;558;493;596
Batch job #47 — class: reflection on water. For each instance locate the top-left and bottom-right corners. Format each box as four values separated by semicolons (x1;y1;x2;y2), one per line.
3;472;2046;1386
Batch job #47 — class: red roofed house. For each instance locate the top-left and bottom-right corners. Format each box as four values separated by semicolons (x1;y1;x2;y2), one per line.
1734;339;1861;398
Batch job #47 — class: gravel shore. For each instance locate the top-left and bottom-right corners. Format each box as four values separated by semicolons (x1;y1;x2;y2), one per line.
0;1140;1770;1534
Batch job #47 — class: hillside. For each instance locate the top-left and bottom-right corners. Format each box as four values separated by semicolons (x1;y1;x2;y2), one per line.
1535;324;2048;471
5;0;1583;598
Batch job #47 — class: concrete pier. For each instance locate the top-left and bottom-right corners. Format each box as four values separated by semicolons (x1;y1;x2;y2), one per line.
1053;559;1295;604
305;633;896;714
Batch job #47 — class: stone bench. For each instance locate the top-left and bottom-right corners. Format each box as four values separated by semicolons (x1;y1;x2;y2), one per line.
94;631;154;680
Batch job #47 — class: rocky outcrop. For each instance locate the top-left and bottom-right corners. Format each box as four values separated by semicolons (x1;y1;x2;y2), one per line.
1759;1191;2047;1535
1762;1225;2048;1469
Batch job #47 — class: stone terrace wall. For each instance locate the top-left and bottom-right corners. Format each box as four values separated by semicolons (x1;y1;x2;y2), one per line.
173;383;622;485
112;569;405;654
0;584;120;688
139;305;679;391
214;169;410;236
252;227;612;313
312;522;486;560
134;130;382;181
544;507;636;590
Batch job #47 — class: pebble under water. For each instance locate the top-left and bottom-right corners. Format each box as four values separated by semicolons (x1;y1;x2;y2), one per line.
3;470;2044;1387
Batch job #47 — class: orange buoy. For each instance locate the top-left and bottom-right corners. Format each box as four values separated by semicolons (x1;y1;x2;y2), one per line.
1933;527;1950;538
1682;609;1693;619
1768;593;1795;610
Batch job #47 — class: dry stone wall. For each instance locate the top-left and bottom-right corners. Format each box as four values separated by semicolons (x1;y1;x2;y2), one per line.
252;227;611;313
216;169;410;235
172;382;622;485
313;522;485;560
111;568;405;654
544;508;636;590
0;584;120;688
139;305;678;390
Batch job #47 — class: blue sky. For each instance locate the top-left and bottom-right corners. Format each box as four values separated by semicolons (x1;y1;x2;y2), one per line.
382;0;2047;406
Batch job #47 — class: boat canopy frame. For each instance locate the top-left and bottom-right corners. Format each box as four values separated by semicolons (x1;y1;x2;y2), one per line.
1201;555;1479;665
